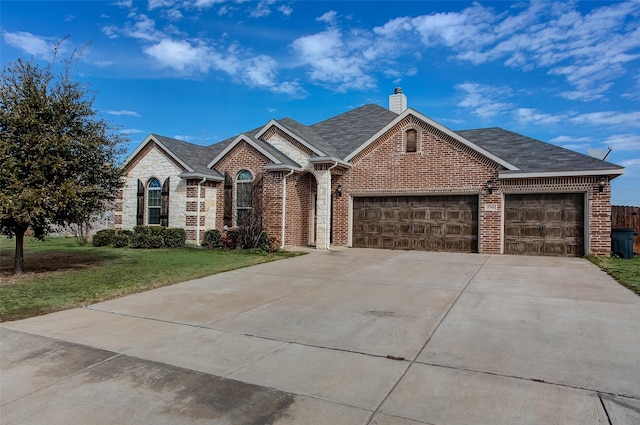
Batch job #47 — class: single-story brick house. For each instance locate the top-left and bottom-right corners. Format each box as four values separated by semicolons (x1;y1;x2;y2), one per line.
115;89;624;256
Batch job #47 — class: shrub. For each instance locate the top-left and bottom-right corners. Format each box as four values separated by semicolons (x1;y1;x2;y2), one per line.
203;229;221;249
92;229;115;247
112;232;131;248
148;234;164;248
221;229;238;250
258;232;279;253
164;228;186;248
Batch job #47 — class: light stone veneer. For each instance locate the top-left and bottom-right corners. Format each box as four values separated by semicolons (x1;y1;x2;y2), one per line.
122;147;187;230
314;170;331;250
266;133;313;170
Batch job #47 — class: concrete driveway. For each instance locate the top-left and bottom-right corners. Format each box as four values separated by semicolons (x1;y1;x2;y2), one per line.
1;249;639;424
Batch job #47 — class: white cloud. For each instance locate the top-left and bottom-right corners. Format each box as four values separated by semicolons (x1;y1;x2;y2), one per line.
367;1;640;101
603;134;640;151
317;11;338;25
515;108;568;126
278;5;293;17
292;28;375;91
107;110;141;117
2;31;55;58
250;0;276;18
456;82;513;119
193;0;225;8
148;0;175;10
569;111;640;127
120;128;144;134
620;158;640;169
549;135;593;144
164;8;183;20
144;38;211;72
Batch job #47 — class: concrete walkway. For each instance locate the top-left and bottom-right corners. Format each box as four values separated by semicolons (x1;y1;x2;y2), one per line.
1;249;639;424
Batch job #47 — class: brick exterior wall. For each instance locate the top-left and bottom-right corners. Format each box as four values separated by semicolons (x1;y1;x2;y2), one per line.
336;118;498;250
214;141;271;229
122;115;614;255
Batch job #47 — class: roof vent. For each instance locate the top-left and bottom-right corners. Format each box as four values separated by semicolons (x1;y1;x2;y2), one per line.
389;87;407;114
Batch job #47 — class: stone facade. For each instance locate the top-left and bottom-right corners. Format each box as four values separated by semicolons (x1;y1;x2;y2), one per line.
116;143;217;242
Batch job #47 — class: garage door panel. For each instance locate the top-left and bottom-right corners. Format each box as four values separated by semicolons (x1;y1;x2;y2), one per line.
353;195;478;253
505;193;584;257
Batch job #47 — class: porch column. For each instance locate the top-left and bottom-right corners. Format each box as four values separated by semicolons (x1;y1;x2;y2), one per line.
314;169;332;250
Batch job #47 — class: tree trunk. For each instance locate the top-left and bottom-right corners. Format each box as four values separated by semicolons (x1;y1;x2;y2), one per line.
13;228;26;275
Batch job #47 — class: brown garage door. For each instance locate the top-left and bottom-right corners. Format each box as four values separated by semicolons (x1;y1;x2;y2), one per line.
352;195;478;252
504;193;584;256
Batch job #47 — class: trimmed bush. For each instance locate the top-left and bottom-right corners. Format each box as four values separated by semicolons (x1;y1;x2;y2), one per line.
164;228;186;248
92;229;115;247
203;229;221;249
112;232;131;248
148;234;164;248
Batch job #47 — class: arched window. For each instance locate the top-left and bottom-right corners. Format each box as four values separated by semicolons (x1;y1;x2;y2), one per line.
147;178;162;225
236;170;253;224
406;129;417;153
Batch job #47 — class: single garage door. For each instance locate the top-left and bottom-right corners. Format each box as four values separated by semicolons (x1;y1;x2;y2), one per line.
504;193;584;256
352;195;478;252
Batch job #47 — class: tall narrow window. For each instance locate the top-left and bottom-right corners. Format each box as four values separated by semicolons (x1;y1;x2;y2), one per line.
236;170;253;224
147;178;162;225
406;129;417;153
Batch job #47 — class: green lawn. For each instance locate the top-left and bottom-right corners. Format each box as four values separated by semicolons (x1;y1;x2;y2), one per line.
589;255;640;295
0;237;301;322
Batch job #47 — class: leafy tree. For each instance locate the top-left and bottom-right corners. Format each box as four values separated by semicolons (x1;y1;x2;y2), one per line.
0;47;126;274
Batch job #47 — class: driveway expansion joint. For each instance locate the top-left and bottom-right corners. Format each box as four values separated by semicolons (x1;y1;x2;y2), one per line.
364;255;491;425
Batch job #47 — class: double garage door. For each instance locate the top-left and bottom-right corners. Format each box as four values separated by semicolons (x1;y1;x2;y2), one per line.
352;193;585;256
353;195;478;252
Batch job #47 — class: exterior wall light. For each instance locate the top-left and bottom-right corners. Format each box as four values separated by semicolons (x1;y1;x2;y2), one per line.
598;177;607;193
486;179;495;195
336;184;343;197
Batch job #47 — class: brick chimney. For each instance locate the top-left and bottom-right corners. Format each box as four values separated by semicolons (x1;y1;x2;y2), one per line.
389;87;407;114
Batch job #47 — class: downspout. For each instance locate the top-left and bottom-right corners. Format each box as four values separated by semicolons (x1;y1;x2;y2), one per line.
196;177;206;246
326;162;338;250
280;169;295;249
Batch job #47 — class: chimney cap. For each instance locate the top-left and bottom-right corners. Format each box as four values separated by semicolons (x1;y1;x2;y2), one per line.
394;87;403;94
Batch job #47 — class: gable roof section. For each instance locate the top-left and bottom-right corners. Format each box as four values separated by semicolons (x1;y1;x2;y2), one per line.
206;130;301;170
343;107;518;169
255;119;325;156
456;128;625;177
311;104;400;159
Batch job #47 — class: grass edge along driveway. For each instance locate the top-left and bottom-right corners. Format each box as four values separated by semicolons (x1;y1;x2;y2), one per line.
0;237;302;322
588;255;640;295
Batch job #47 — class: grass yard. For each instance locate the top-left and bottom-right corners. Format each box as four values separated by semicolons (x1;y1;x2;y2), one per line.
589;255;640;295
0;237;301;322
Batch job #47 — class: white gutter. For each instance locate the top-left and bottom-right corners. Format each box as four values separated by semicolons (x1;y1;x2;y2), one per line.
326;162;338;251
196;177;206;246
280;169;295;249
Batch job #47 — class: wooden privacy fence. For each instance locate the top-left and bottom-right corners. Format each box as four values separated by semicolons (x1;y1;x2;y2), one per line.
612;205;640;254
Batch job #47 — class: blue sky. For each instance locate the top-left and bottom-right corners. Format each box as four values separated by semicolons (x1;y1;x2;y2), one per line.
2;0;639;205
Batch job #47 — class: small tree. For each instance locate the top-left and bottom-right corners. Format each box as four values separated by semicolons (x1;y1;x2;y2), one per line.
0;45;126;274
